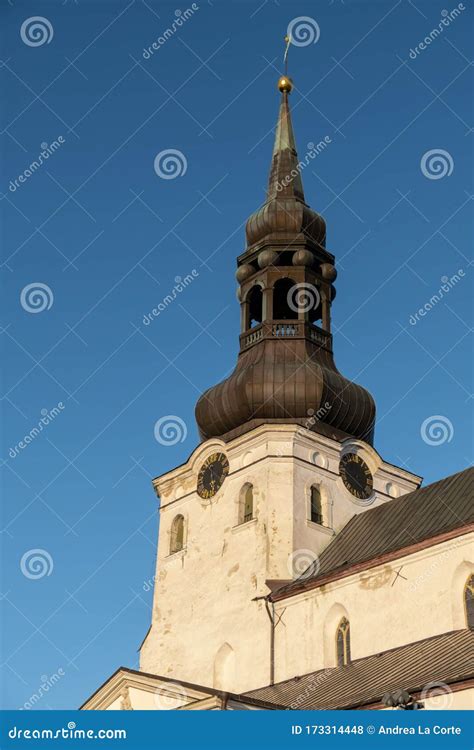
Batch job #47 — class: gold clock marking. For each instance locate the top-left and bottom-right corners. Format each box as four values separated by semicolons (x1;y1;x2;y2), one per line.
197;452;229;499
339;453;373;500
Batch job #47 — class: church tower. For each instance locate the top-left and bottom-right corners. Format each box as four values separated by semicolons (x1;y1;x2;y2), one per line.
139;76;421;693
195;74;375;447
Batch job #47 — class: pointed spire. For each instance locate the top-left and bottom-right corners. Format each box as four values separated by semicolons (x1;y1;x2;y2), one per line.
245;74;326;252
267;77;305;203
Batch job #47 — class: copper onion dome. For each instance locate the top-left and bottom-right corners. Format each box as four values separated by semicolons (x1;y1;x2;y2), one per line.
195;76;376;445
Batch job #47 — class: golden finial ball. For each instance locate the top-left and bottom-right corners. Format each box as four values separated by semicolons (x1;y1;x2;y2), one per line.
278;75;293;93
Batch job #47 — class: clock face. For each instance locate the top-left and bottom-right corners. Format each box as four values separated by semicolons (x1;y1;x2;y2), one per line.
339;453;373;500
197;452;229;499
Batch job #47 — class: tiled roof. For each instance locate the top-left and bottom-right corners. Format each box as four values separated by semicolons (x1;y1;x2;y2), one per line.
274;467;473;600
244;629;474;709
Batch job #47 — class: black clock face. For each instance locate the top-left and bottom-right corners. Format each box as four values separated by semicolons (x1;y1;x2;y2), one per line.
197;452;229;499
339;453;373;500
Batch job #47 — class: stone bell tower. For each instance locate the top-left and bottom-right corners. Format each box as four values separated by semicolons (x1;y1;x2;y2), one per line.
139;76;419;694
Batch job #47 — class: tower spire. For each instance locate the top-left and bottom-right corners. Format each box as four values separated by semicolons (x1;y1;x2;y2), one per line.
267;74;304;202
195;72;376;447
245;73;326;253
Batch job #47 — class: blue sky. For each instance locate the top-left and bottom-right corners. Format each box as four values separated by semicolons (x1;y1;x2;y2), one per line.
1;0;472;710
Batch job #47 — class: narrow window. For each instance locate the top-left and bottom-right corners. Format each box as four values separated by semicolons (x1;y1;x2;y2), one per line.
336;618;351;666
243;485;253;522
248;286;263;329
465;574;474;629
273;278;298;320
170;514;184;554
310;485;323;525
239;484;254;524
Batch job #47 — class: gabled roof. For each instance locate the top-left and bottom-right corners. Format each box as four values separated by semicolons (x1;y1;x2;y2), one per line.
273;467;473;600
82;631;474;711
244;629;474;709
80;665;286;711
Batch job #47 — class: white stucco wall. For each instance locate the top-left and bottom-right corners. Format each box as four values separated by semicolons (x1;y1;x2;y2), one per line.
274;534;473;682
139;425;424;693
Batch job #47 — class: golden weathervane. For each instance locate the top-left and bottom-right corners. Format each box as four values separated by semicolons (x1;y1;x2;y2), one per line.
278;34;293;93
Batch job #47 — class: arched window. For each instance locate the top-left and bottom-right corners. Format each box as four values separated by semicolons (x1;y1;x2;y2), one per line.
310;485;323;525
336;618;351;666
465;574;474;629
239;484;254;524
273;278;298;320
247;285;263;329
213;643;235;689
170;514;184;554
